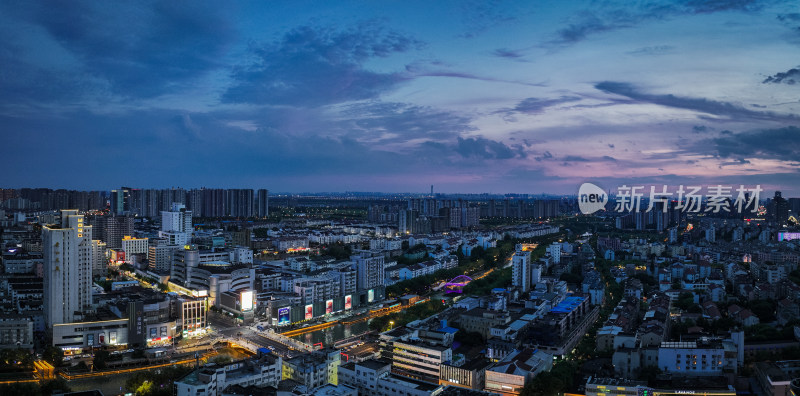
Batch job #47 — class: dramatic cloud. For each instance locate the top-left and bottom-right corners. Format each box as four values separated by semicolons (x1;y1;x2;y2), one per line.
595;81;798;121
223;22;421;106
405;62;544;86
339;101;476;143
562;155;590;162
763;67;800;84
507;96;582;114
456;137;519;159
553;0;766;44
710;126;800;162
1;1;799;194
0;1;235;101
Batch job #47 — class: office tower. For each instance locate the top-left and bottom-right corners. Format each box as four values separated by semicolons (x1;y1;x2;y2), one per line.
159;203;192;246
104;216;134;249
512;247;533;292
110;187;131;215
257;189;269;218
43;210;94;327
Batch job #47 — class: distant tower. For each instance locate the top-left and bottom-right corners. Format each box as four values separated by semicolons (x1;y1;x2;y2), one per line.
431;185;434;196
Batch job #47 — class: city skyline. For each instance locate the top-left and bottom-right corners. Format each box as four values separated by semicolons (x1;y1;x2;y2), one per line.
1;1;799;194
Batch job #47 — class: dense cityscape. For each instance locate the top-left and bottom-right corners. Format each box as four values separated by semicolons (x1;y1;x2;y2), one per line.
3;1;800;396
0;187;799;396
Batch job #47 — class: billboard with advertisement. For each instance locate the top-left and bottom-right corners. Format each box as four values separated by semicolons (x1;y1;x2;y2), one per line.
278;307;290;325
345;295;352;310
305;304;313;320
240;290;254;312
368;289;374;303
779;232;800;241
326;299;333;315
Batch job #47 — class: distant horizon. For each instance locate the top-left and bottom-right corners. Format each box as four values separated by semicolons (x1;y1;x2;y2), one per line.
2;184;793;198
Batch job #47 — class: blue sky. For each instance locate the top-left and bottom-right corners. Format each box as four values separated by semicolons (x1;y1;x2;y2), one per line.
1;0;799;194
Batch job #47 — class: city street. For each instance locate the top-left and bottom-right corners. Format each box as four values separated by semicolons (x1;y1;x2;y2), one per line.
207;313;293;357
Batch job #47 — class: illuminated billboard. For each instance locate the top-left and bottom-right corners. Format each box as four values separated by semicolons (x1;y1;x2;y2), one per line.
240;290;254;312
278;307;290;325
345;295;352;310
779;232;800;241
305;304;313;320
326;299;333;315
368;289;374;303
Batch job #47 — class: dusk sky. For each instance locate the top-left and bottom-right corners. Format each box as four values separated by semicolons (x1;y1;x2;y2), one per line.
2;1;799;194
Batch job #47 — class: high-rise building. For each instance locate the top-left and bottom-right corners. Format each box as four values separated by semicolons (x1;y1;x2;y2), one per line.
129;188;144;216
202;188;226;218
257;189;269;218
171;247;200;288
226;189;254;217
398;209;417;234
773;191;789;226
511;246;540;293
789;198;800;220
144;189;161;218
104;215;134;249
91;239;107;278
148;238;176;273
546;242;561;264
159;203;192;246
354;253;384;291
43;210;94;327
460;206;480;227
110;187;131;215
161;203;192;232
